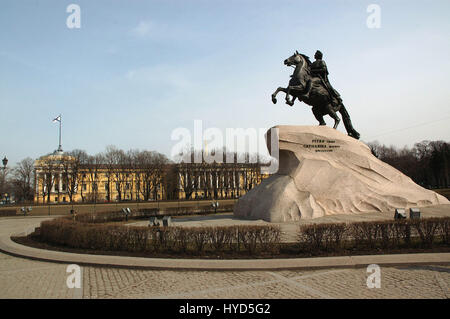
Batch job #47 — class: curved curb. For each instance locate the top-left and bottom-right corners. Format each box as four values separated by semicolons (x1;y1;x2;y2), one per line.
1;221;450;271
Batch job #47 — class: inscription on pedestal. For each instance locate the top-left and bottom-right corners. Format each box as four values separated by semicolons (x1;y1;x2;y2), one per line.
303;139;341;152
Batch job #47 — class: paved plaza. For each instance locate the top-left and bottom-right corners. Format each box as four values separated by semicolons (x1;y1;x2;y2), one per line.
1;250;449;299
0;216;449;299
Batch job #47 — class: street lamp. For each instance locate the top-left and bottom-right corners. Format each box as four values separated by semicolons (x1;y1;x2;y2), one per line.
1;156;8;204
2;156;7;170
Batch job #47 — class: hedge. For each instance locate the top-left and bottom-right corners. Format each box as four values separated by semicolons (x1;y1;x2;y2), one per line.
37;214;449;257
39;218;281;255
298;217;450;253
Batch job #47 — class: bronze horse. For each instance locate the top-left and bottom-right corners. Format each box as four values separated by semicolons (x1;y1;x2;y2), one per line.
272;51;360;139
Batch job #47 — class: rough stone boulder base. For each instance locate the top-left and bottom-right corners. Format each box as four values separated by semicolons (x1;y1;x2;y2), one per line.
234;125;449;222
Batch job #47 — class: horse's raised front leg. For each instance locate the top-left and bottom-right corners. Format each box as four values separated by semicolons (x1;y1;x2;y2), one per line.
285;86;292;104
285;85;304;105
271;87;287;104
286;96;296;106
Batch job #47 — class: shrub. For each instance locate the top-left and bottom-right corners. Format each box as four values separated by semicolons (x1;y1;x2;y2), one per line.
148;227;162;252
257;225;281;253
391;220;411;247
437;218;449;244
237;226;260;254
350;222;381;249
297;217;450;253
207;226;234;251
411;218;440;247
298;223;330;252
172;227;189;252
191;227;209;253
298;223;347;252
327;223;348;250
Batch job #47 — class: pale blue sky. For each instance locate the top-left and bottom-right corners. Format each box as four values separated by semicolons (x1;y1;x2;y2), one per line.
1;0;449;165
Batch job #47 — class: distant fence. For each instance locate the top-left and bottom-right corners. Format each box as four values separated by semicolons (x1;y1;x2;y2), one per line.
0;209;16;217
0;199;237;216
73;204;235;224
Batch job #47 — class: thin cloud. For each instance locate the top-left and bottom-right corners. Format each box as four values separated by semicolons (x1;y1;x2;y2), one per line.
129;19;203;41
125;65;196;91
131;21;153;37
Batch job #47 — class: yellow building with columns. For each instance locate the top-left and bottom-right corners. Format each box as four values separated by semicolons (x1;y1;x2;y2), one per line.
34;151;267;204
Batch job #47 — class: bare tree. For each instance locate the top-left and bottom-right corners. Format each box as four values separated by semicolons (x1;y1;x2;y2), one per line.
429;141;449;188
104;146;123;201
61;150;88;202
135;150;169;201
38;156;58;204
85;154;103;203
367;140;449;189
11;157;35;202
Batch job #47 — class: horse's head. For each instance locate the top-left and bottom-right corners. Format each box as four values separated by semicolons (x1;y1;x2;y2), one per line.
284;51;312;70
284;51;303;67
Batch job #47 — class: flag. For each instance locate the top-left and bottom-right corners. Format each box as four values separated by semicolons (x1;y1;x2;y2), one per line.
53;115;61;123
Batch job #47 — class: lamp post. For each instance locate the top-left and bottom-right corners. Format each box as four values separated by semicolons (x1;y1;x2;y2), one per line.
1;156;8;204
2;156;7;170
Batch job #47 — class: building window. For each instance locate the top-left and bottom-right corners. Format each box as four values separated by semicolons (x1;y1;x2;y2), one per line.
63;197;66;202
82;184;87;191
105;183;109;191
55;197;58;202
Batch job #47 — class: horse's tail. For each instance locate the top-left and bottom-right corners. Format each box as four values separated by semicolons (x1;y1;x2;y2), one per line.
339;104;360;139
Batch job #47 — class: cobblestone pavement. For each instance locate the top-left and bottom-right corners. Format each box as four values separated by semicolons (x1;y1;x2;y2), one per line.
0;250;449;299
0;217;449;299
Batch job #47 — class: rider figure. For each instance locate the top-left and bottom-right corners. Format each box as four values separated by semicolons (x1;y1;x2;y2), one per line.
301;50;342;104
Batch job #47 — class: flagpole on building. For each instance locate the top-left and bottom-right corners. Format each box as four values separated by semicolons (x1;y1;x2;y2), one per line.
53;114;62;152
58;114;62;152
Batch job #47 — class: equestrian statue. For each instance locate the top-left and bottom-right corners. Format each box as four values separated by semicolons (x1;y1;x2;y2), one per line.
272;50;360;139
